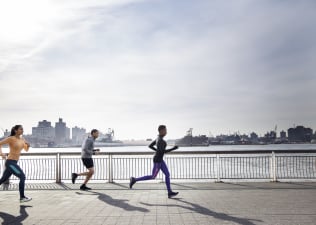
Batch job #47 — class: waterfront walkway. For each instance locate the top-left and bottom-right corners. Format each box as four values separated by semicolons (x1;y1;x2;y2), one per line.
1;182;316;225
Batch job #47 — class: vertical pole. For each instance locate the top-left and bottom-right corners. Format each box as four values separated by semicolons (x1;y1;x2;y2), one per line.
56;153;61;183
216;154;221;183
270;153;273;181
271;151;277;182
108;153;113;183
273;151;277;182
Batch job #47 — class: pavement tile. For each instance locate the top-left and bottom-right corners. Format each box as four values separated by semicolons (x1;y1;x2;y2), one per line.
1;182;316;225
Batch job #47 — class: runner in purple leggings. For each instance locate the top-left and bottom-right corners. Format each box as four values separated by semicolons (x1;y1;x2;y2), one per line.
129;125;179;198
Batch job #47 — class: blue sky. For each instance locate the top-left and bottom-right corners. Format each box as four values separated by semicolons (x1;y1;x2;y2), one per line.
0;0;316;139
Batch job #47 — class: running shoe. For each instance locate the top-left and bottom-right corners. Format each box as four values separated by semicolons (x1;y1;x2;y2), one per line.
80;184;91;191
129;177;136;189
72;173;78;184
168;192;179;198
20;197;32;203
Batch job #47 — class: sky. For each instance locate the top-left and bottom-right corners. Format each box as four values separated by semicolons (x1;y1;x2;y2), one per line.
0;0;316;140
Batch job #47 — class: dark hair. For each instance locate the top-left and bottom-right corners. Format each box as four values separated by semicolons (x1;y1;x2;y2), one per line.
91;129;99;135
10;125;23;136
158;125;166;132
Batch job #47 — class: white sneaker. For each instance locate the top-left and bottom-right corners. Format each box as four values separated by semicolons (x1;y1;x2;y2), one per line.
20;197;32;203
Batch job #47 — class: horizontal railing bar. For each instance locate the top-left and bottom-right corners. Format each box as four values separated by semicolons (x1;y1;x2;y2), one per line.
2;150;315;182
15;149;316;157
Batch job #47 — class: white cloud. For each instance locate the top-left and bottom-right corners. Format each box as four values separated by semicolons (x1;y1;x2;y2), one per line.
0;0;316;139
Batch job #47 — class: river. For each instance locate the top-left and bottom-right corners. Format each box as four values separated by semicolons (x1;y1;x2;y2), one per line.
2;143;315;154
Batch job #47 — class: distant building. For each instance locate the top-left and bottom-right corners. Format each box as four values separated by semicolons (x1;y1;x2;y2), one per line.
288;126;313;143
32;120;55;140
250;132;258;140
55;118;70;144
250;132;259;143
3;129;10;137
264;131;277;143
280;130;287;140
72;126;86;145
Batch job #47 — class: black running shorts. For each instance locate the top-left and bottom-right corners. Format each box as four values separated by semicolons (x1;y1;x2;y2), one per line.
82;158;94;169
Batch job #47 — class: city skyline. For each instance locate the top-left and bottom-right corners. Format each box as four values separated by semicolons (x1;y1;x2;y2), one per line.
1;117;315;141
1;1;316;139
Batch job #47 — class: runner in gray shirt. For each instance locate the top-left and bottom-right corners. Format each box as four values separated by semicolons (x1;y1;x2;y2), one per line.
81;136;96;158
72;129;100;190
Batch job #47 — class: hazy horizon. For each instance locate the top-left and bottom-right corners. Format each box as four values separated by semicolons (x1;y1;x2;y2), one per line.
1;0;316;139
1;117;315;140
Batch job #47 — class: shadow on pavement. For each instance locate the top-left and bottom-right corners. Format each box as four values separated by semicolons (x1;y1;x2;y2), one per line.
282;182;316;188
0;205;32;225
141;199;262;225
223;182;316;190
171;183;199;190
76;191;149;213
111;183;129;189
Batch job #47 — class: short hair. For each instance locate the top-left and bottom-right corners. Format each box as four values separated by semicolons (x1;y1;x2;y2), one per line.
91;129;99;135
158;125;166;132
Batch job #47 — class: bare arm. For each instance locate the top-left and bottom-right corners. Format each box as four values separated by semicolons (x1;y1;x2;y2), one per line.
148;140;157;151
0;137;11;146
0;137;11;159
22;138;30;152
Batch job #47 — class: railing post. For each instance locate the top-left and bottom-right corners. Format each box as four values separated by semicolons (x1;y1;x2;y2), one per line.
216;154;221;183
271;151;277;182
56;153;61;183
108;153;113;183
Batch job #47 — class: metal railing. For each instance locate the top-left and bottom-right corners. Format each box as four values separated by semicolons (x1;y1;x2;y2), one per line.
1;150;316;183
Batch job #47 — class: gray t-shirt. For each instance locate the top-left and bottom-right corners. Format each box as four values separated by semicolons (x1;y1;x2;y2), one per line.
81;137;95;158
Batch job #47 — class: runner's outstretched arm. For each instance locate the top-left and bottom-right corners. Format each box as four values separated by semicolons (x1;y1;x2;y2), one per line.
148;140;157;151
0;137;11;159
165;146;178;153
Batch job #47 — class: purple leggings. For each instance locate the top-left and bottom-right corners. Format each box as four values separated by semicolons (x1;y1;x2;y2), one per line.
135;160;171;193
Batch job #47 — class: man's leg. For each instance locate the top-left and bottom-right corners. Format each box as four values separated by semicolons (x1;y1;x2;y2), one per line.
135;163;161;181
72;158;94;185
160;161;171;193
76;167;94;190
130;163;161;188
83;167;94;185
161;161;178;198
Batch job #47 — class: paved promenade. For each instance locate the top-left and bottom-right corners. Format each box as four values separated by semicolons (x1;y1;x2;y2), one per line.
1;182;316;225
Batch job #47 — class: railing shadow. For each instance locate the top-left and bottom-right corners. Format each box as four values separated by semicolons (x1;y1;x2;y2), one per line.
111;183;129;189
76;191;149;212
140;199;261;225
224;182;316;190
282;182;316;188
0;205;32;225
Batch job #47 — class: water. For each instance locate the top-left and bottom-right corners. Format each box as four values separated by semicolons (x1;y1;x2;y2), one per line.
2;143;316;154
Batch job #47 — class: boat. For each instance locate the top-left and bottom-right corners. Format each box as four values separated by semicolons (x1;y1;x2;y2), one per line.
175;128;209;147
94;128;124;147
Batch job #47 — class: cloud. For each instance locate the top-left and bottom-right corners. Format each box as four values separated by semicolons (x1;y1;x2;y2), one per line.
0;0;316;139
